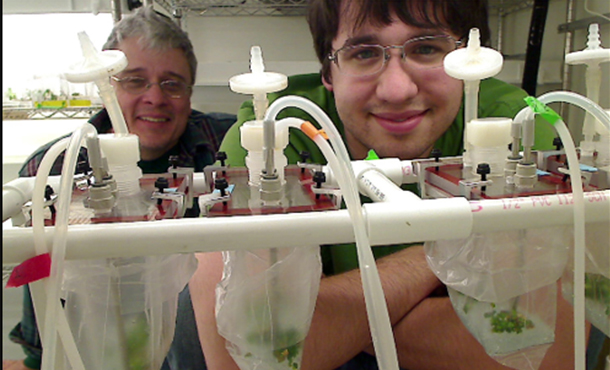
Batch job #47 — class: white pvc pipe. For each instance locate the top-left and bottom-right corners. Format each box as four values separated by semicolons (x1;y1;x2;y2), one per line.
357;167;421;203
470;190;609;233
2;177;60;222
3;190;607;264
365;197;473;245
321;158;406;190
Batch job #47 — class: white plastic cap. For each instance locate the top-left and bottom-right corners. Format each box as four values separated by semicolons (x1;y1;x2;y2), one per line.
239;120;289;151
98;133;140;167
444;28;503;81
467;117;512;147
63;31;128;83
229;46;288;95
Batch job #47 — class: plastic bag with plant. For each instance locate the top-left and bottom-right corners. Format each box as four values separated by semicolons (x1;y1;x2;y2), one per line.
216;245;321;370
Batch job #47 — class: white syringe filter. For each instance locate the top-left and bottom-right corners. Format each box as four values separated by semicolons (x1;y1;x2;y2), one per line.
63;31;128;83
229;46;288;95
98;133;141;167
230;72;288;94
239;120;289;151
565;23;610;66
467;117;512;147
444;28;503;81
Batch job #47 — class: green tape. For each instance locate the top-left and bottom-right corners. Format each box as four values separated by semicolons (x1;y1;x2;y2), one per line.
365;149;379;160
524;96;562;125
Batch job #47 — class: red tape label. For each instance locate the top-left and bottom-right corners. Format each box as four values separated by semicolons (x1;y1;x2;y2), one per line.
6;253;51;288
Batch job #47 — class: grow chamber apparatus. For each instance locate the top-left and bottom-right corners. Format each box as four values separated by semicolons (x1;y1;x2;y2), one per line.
2;24;610;370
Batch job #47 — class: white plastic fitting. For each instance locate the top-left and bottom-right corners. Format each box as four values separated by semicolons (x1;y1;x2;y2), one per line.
229;46;288;121
240;120;289;186
444;28;504;169
230;46;289;186
444;28;504;81
565;24;610;158
98;134;142;196
565;23;610;66
467;117;512;176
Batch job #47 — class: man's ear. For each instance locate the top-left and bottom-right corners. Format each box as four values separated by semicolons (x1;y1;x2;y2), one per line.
322;74;333;91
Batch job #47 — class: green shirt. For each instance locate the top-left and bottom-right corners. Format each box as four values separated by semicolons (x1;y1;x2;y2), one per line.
219;73;556;275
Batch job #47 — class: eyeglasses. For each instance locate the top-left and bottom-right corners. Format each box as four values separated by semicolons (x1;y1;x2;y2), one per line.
328;35;462;77
110;76;192;99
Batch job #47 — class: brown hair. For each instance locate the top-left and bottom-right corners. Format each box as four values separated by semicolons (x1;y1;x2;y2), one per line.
307;0;490;80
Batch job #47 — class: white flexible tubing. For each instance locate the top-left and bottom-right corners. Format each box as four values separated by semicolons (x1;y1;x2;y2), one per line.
29;138;86;370
32;139;69;255
514;91;610;141
554;119;587;370
275;116;304;132
537;91;610;137
34;123;97;370
266;96;400;370
520;91;610;370
29;138;70;355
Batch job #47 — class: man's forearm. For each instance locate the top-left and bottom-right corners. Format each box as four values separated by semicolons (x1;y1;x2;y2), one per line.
301;246;442;369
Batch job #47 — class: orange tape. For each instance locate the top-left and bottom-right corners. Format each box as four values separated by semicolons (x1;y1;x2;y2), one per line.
300;121;329;140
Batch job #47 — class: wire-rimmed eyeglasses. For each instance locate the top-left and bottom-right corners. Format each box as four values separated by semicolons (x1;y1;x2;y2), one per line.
110;76;192;99
328;35;462;77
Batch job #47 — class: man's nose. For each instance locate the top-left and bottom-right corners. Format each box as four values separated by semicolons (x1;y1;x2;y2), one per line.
142;82;168;103
376;51;418;103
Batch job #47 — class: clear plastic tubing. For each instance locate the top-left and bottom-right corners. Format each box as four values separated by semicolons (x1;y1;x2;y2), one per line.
34;123;97;370
519;91;610;370
555;118;587;370
265;96;400;370
29;138;71;363
30;136;87;370
514;91;610;134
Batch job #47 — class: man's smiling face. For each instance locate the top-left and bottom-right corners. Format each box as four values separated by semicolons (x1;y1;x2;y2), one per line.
111;37;192;161
323;10;464;160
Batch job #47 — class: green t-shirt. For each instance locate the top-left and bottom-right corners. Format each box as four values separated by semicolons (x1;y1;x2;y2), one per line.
219;73;556;275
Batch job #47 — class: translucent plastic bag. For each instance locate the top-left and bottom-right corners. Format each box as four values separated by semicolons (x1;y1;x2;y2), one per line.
448;283;557;370
424;227;571;369
561;221;610;337
424;227;570;302
216;245;321;370
62;254;197;370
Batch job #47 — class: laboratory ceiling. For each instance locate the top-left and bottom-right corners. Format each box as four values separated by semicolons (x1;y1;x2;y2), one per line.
2;0;535;17
153;0;534;17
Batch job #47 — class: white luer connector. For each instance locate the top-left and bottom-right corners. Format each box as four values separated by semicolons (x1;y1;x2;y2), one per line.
230;46;288;187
